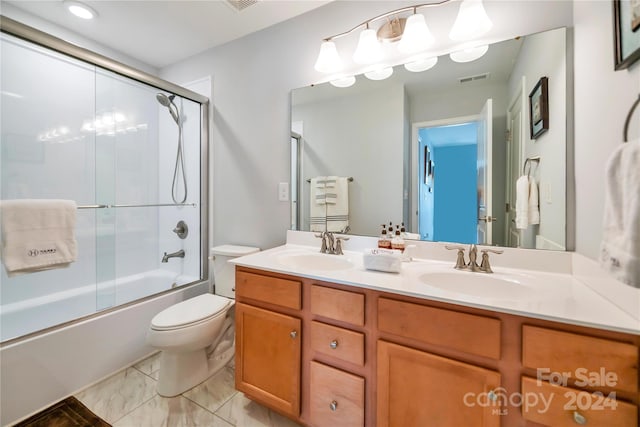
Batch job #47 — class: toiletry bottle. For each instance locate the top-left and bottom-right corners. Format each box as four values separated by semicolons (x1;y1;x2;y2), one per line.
391;225;405;252
400;222;407;239
378;224;391;249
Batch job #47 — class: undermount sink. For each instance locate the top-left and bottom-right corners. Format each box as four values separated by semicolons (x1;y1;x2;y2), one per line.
418;270;539;300
276;252;354;271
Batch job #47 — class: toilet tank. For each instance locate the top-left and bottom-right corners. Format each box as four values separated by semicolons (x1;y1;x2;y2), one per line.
211;245;260;298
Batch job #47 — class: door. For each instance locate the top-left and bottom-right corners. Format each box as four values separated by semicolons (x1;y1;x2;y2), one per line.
235;302;301;417
377;340;502;427
505;83;525;248
476;99;493;244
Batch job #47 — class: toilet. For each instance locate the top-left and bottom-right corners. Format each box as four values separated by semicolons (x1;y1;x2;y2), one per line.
147;244;259;397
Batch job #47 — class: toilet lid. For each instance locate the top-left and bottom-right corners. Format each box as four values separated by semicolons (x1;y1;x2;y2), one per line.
151;294;230;330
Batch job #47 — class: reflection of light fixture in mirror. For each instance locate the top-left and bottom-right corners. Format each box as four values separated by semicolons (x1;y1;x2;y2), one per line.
404;55;438;72
330;75;356;88
314;41;343;73
353;25;384;64
64;0;98;19
449;0;492;41
398;11;434;54
364;66;393;81
449;45;489;63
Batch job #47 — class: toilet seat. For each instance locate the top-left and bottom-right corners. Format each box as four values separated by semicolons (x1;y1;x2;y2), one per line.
151;294;231;331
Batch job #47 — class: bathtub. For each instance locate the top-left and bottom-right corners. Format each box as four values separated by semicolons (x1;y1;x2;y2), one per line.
0;274;208;426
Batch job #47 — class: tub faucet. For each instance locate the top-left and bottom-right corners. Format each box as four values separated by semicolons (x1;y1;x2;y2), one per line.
162;249;185;263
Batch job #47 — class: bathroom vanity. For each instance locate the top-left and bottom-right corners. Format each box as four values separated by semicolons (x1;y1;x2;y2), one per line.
232;234;640;427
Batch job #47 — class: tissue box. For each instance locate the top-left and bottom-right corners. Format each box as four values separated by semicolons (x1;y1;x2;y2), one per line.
363;248;402;273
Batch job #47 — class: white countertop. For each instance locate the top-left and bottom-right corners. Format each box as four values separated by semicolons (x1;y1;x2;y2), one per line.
231;238;640;335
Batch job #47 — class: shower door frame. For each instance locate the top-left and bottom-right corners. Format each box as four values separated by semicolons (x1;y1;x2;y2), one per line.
0;15;211;317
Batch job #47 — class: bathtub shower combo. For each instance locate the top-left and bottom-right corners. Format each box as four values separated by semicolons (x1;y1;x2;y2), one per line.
0;17;212;424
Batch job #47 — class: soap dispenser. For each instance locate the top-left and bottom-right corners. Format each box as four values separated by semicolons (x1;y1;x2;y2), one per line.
391;225;405;252
378;224;391;249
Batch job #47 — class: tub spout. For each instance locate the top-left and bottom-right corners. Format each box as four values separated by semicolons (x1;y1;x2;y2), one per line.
162;249;185;263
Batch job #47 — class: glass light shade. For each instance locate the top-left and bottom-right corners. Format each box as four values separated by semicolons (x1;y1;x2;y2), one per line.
398;13;434;54
353;28;384;64
314;41;343;73
364;66;393;81
404;56;438;72
449;44;489;63
329;75;356;88
449;0;492;41
65;1;97;19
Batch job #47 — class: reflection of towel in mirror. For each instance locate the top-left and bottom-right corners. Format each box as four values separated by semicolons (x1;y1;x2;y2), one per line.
326;177;349;232
528;179;540;225
600;142;640;288
310;177;326;232
515;175;530;229
1;199;77;276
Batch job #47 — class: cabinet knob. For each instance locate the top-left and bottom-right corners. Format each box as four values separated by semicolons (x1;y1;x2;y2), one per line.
329;340;338;349
290;330;298;339
573;411;587;425
329;400;338;411
487;390;498;402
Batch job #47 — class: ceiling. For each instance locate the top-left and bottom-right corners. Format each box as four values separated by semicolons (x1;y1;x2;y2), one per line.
4;0;331;68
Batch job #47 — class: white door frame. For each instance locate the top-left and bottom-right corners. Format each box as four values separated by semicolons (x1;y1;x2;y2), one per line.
410;114;479;233
505;77;527;246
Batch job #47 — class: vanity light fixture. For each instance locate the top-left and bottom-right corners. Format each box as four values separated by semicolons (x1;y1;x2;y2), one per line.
364;66;394;81
404;55;438;72
329;75;356;88
64;0;98;20
314;0;492;79
449;44;489;63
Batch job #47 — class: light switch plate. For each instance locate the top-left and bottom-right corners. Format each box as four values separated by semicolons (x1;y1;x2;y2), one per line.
278;182;289;201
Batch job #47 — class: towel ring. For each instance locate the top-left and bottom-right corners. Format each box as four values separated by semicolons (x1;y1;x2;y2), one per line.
623;94;640;143
523;157;540;177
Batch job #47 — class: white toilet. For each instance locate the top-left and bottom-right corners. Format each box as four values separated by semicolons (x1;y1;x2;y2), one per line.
147;244;259;397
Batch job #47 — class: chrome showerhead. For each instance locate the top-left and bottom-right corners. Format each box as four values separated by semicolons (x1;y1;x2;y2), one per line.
156;93;180;124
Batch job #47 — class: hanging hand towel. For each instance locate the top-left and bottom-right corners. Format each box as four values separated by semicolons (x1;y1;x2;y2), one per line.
309;177;326;232
599;142;640;288
326;176;349;232
515;175;530;229
1;199;77;276
528;179;540;225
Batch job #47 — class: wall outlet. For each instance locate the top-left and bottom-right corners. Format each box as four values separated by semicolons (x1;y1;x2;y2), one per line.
278;182;289;201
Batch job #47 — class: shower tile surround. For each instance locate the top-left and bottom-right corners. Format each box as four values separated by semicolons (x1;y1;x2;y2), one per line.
71;353;301;427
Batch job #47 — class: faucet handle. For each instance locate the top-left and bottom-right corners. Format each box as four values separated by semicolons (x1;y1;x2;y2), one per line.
444;245;467;269
481;248;504;254
479;249;502;273
334;236;349;255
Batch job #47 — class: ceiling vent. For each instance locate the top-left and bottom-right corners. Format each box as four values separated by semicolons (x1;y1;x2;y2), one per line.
225;0;259;12
458;73;491;84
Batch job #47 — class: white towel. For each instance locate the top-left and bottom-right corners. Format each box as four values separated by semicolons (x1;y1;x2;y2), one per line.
599;142;640;288
528;179;540;225
515;175;530;229
326;176;349;232
309;177;326;232
1;199;77;276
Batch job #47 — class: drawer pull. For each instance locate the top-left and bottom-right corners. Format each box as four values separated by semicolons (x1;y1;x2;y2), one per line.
329;340;338;349
330;400;338;411
573;411;587;425
290;330;298;339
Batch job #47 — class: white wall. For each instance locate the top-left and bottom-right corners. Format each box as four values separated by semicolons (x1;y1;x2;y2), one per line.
160;0;573;251
574;0;640;259
508;27;568;250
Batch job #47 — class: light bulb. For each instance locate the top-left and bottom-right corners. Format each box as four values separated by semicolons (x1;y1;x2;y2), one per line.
449;0;492;41
314;41;343;73
449;45;489;63
398;13;434;54
404;56;438;72
330;76;356;88
353;27;383;65
364;66;393;81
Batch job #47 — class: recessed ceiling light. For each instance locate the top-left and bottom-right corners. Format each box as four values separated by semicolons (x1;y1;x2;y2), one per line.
64;1;98;20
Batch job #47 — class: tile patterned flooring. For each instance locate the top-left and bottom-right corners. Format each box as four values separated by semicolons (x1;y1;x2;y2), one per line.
74;352;302;427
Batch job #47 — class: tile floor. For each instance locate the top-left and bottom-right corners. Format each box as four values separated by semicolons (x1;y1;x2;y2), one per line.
74;352;302;427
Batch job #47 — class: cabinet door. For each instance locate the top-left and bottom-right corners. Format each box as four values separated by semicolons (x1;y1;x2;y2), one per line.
377;340;501;427
235;302;301;417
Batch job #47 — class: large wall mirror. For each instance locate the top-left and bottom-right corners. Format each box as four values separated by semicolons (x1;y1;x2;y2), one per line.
291;27;570;251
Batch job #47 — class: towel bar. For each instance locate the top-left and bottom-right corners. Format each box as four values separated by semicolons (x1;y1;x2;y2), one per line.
306;177;354;183
77;203;197;209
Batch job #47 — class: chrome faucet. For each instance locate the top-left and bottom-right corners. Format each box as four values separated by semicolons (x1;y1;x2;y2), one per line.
162;249;185;263
444;244;502;273
315;231;349;255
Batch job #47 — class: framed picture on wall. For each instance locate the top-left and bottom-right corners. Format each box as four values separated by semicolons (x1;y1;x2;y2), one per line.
529;77;549;139
614;0;640;70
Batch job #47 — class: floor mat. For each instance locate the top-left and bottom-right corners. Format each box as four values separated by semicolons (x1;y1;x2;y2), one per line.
14;396;111;427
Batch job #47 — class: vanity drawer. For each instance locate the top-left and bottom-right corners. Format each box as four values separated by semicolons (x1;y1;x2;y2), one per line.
236;271;301;310
310;321;365;366
309;361;365;427
378;297;501;360
521;376;638;427
310;285;365;326
522;325;638;394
